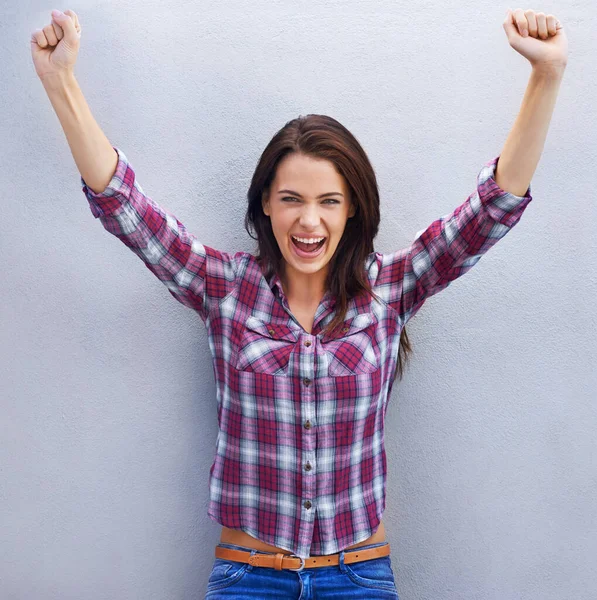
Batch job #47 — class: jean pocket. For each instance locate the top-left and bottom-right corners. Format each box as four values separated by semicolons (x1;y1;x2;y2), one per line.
206;558;250;592
343;556;398;593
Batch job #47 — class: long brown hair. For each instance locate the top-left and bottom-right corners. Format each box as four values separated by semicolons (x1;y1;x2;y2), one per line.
244;114;412;382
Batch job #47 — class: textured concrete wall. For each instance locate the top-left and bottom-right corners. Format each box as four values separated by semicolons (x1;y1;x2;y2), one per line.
3;1;595;598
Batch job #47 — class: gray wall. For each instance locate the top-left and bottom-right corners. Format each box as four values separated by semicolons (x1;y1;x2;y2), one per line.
3;1;595;598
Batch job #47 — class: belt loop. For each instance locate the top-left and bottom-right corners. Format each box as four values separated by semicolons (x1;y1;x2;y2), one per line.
338;549;348;573
273;553;283;571
247;549;257;572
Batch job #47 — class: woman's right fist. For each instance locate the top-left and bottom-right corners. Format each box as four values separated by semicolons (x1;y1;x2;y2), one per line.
30;9;81;82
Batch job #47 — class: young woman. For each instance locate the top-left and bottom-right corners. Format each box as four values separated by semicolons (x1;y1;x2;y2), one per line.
33;7;567;599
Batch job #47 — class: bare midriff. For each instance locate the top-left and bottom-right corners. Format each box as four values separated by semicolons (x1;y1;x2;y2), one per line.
219;520;386;556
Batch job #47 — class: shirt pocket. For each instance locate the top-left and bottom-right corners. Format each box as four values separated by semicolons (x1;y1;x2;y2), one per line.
321;312;380;377
234;315;298;376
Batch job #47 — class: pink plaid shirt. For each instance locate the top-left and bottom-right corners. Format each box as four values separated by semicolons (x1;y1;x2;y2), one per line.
82;147;532;558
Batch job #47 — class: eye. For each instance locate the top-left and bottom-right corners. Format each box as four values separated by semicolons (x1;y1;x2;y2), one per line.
281;197;340;204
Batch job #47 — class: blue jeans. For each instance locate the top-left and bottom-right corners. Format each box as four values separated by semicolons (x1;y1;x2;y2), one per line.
204;541;399;599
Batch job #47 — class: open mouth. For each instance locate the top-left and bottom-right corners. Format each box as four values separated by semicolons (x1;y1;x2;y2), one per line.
291;236;327;254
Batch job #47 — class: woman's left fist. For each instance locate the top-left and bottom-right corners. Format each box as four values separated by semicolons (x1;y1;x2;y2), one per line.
504;8;568;69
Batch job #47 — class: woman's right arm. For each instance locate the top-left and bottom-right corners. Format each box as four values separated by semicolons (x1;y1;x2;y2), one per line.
44;73;239;321
42;72;118;194
35;10;240;321
78;145;240;322
33;9;117;194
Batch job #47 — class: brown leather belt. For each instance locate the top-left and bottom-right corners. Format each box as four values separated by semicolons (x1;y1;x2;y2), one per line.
215;542;390;572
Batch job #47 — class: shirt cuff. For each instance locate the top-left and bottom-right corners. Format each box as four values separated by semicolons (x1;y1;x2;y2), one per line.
81;146;133;219
476;154;533;228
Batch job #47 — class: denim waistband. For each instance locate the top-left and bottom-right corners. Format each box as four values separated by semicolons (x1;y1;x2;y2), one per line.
217;541;389;556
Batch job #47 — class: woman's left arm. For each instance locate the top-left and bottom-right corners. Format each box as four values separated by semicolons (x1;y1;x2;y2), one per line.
494;8;568;197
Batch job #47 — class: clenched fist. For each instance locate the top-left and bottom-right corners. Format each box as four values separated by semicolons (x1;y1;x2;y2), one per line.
503;8;567;68
30;9;81;82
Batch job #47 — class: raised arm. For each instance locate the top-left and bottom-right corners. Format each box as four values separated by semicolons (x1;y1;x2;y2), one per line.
32;10;117;194
80;149;240;321
42;71;118;195
371;159;533;324
495;9;567;196
370;9;567;325
33;9;239;322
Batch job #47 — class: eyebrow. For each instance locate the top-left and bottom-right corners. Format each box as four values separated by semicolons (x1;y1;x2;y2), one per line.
277;189;344;199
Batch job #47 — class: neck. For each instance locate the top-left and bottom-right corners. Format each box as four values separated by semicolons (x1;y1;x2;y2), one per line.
281;264;327;306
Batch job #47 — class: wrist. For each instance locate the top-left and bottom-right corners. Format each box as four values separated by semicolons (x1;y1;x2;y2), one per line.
531;61;567;78
40;70;77;91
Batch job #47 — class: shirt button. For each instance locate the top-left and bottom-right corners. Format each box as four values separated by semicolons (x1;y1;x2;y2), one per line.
268;328;275;335
303;378;311;387
342;326;349;333
304;340;312;347
304;420;312;429
304;500;312;509
305;462;312;471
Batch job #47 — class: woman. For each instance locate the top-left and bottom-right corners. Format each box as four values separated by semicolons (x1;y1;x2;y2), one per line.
32;7;567;599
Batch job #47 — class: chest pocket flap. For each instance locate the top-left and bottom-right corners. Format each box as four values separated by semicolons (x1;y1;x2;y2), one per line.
322;312;377;342
245;316;298;341
321;312;380;376
235;316;298;375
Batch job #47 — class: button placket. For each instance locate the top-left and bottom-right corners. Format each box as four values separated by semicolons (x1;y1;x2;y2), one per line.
302;336;314;431
301;333;316;520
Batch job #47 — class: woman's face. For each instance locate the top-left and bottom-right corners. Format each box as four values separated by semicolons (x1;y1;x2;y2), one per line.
262;153;356;286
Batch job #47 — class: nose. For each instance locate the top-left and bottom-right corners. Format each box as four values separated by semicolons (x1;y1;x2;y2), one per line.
298;203;321;229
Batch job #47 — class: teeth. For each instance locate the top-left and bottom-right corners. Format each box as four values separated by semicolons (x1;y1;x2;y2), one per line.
291;235;325;244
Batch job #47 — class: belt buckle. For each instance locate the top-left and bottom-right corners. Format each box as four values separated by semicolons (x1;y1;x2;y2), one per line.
287;554;305;572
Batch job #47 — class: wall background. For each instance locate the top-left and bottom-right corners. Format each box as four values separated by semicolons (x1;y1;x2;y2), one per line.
3;1;595;598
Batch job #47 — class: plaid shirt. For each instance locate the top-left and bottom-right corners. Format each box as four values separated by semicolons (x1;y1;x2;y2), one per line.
82;147;532;558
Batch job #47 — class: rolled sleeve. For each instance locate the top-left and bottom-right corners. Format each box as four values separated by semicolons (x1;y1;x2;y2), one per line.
371;154;534;324
81;146;239;322
81;146;134;219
